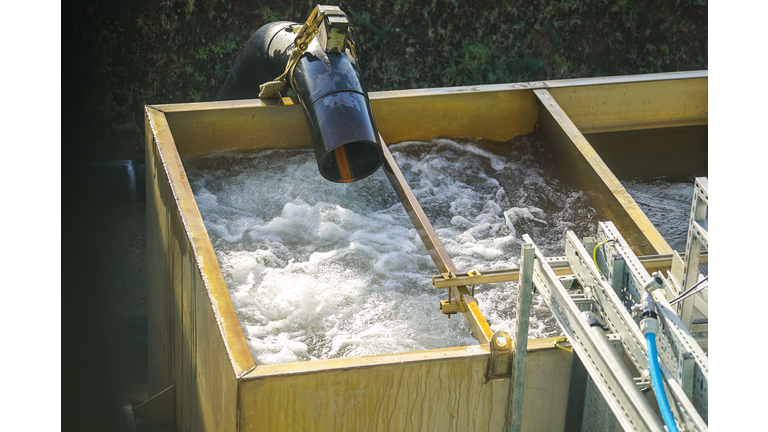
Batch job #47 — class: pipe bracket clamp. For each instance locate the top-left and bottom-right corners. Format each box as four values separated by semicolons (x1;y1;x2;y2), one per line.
315;5;349;54
259;6;328;98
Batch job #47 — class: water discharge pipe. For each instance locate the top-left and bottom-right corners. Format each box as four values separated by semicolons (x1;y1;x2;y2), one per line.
216;5;384;183
639;273;680;432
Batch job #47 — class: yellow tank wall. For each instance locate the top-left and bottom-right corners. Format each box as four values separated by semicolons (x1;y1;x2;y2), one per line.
369;86;540;145
144;73;707;431
547;75;707;133
146;107;254;431
155;86;540;158
238;339;572;432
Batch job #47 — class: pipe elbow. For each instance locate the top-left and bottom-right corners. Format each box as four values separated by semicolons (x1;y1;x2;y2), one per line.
217;11;383;183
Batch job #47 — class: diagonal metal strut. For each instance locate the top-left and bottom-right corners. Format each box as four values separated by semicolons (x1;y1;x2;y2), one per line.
378;134;493;344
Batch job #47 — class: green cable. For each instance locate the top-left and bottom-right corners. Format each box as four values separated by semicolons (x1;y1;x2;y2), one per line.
554;337;573;353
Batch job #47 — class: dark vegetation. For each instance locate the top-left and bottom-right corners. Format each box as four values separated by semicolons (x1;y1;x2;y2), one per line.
65;0;707;163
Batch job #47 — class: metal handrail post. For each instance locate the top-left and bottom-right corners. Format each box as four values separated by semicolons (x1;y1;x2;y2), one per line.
508;243;535;431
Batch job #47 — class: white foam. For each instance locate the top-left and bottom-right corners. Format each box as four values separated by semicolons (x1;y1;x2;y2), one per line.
185;136;597;364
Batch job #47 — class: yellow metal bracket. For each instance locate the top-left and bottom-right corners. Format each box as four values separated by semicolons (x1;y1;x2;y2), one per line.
439;299;460;315
441;271;457;280
440;293;469;316
439;271;471;316
259;6;327;98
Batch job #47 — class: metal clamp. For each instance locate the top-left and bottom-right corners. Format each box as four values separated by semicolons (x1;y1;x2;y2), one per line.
313;5;349;54
486;331;513;381
259;5;329;98
438;269;483;315
440;287;468;316
293;6;328;51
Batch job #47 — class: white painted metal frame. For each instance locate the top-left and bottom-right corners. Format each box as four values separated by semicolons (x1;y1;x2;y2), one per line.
521;233;664;432
514;221;709;431
680;177;709;329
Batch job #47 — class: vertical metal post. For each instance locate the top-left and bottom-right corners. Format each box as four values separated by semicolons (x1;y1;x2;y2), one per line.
679;352;695;398
609;255;625;294
680;178;708;329
508;244;535;432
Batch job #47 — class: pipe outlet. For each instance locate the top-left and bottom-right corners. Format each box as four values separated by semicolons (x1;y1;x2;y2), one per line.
217;7;384;183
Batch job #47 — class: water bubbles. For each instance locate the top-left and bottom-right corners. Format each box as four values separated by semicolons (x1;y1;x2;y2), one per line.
185;134;597;364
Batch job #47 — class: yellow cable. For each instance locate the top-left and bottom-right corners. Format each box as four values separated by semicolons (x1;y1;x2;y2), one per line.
554;337;573;353
592;239;613;268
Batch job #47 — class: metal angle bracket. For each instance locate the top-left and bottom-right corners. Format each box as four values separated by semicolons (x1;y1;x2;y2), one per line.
486;330;513;381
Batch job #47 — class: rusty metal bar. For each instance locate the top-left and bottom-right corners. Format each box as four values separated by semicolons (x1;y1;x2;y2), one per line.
378;134;493;344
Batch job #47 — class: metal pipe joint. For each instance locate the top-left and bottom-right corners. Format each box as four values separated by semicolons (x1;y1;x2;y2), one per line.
642;272;665;293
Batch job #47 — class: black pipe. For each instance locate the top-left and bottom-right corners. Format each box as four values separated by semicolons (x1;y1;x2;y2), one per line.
217;15;383;183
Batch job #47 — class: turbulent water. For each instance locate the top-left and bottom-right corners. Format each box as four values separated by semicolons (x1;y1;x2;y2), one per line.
622;178;708;275
184;135;598;365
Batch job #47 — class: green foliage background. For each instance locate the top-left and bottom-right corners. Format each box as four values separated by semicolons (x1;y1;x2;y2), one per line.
65;0;707;161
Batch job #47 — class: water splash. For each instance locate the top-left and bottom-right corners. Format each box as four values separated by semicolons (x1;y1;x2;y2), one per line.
185;134;598;365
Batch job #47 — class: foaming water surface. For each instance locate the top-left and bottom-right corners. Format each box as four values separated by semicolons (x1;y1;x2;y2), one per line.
184;135;598;365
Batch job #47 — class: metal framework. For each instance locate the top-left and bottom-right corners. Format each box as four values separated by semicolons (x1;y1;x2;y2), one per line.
676;177;709;332
507;219;709;432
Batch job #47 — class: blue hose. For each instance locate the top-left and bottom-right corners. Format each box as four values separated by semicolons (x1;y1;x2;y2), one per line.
645;332;679;432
